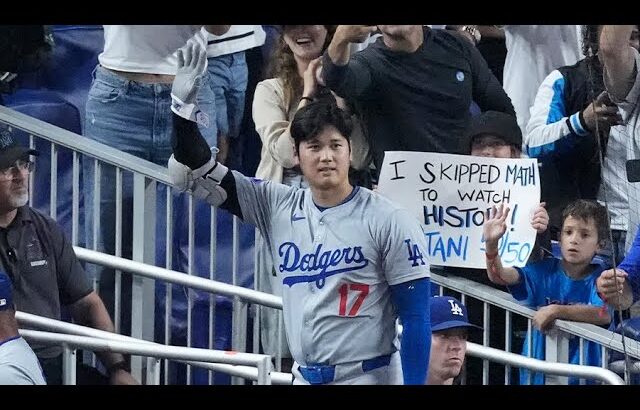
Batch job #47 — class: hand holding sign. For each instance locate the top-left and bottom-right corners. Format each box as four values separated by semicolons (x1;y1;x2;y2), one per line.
531;202;548;234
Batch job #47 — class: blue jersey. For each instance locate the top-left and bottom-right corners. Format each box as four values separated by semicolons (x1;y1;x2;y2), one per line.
510;257;605;385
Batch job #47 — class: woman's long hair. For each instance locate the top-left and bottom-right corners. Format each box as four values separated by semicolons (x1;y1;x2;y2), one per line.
267;25;336;112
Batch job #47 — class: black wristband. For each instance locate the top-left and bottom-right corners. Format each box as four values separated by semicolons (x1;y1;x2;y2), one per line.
578;109;590;132
172;114;212;169
300;96;314;103
107;360;130;375
565;117;576;135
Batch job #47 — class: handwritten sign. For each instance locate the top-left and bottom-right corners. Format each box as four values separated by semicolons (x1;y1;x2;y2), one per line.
378;152;540;268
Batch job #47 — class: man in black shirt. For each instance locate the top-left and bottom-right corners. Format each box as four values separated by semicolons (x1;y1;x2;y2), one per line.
0;130;137;385
322;25;515;174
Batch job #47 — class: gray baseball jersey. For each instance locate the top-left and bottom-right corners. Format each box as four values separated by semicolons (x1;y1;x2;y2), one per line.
0;336;46;385
234;172;430;367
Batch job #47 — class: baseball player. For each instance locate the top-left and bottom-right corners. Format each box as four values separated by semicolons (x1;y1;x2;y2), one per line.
167;40;432;384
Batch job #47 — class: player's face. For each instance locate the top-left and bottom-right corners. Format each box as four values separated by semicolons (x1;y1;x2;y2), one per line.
560;216;600;265
429;328;467;383
296;126;351;191
283;25;328;62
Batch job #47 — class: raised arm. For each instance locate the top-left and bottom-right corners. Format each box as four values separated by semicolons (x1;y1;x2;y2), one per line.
322;25;378;99
468;39;515;116
252;58;324;171
483;204;521;285
167;38;242;217
327;25;377;65
526;65;622;160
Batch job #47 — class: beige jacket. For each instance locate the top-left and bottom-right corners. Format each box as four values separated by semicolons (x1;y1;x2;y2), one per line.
252;78;370;183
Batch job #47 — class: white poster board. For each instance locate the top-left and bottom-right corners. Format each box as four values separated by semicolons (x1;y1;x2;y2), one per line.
378;152;540;268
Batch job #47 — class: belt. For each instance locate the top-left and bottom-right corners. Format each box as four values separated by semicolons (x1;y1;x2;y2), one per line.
298;353;392;385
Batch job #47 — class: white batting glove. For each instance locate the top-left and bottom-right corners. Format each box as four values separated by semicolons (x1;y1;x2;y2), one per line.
171;38;209;127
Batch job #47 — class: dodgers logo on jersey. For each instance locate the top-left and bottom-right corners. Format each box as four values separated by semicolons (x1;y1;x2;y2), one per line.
404;239;426;267
278;242;369;289
448;299;464;316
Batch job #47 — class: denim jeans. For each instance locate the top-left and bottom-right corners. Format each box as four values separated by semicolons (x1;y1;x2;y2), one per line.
83;65;217;334
207;51;248;138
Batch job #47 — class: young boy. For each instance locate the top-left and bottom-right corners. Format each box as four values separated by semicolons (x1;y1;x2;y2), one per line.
483;199;611;384
442;111;548;385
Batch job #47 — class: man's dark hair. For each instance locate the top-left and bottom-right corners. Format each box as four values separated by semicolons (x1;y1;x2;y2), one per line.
290;92;353;151
561;199;610;242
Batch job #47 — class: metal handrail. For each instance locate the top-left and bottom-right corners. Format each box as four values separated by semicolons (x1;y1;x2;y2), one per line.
74;247;283;309
432;271;640;359
0;105;173;184
467;342;624;385
20;329;272;378
17;311;293;385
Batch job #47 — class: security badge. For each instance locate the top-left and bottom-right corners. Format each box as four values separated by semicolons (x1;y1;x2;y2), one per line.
25;239;47;267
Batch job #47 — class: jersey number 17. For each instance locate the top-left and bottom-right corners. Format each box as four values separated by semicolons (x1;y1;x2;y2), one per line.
338;283;370;316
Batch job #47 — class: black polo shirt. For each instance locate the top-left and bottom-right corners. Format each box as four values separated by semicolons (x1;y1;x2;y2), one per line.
0;206;92;358
323;27;515;174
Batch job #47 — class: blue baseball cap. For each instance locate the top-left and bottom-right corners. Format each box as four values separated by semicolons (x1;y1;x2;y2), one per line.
430;296;482;332
0;270;13;311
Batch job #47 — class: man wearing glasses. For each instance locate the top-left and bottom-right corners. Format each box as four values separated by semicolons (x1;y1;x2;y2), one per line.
0;130;137;385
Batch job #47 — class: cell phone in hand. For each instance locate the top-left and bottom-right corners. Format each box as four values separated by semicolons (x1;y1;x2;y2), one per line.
626;159;640;182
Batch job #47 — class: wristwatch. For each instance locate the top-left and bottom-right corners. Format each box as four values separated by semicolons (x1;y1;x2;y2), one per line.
462;25;481;45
